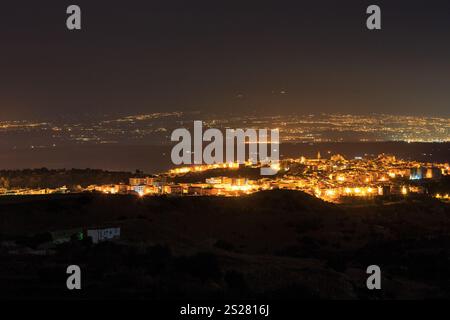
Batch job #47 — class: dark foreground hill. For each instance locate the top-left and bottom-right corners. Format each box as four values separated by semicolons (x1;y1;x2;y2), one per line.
0;190;449;299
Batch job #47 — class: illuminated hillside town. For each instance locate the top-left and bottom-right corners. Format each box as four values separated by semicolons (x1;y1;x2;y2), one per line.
1;153;448;203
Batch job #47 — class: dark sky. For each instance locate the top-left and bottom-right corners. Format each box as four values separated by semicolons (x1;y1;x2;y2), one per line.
1;0;449;120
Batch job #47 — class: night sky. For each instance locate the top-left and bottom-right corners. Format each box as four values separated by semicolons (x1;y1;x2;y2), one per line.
1;0;450;120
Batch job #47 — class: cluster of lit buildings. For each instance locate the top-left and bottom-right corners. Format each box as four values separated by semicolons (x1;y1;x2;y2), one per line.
0;153;447;203
89;174;256;197
0;186;68;196
272;153;448;202
83;153;448;203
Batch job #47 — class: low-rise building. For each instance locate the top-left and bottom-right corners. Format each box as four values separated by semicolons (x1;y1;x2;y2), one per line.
87;227;121;244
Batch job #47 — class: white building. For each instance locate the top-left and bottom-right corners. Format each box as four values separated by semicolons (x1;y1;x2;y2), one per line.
87;227;121;244
132;185;145;195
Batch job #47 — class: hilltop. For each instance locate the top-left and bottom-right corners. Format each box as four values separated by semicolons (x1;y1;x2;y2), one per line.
1;190;449;299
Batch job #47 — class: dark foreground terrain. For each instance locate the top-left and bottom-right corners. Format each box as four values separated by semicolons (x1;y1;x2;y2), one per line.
1;191;450;300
